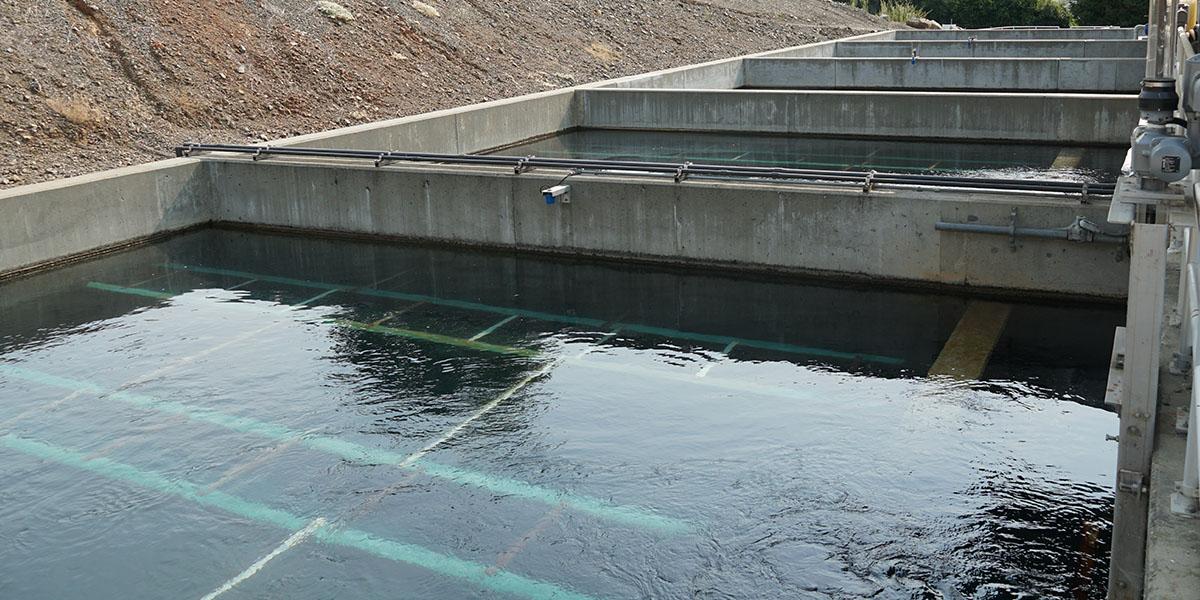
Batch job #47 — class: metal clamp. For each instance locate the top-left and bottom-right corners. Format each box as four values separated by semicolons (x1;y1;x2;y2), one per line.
863;170;877;194
252;146;271;161
674;161;693;183
374;153;391;168
514;156;533;175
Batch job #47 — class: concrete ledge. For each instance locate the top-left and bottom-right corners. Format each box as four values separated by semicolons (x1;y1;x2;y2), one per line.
205;157;1128;299
0;158;211;279
272;88;578;154
578;88;1138;144
834;39;1147;59
741;58;1142;93
594;30;895;89
599;60;744;90
894;28;1134;41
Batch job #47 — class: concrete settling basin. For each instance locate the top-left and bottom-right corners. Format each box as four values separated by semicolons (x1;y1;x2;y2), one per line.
0;25;1173;600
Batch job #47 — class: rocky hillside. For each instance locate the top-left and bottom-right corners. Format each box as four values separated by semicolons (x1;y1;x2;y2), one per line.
0;0;889;188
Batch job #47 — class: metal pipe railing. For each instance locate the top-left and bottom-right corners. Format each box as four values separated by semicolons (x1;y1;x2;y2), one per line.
174;143;1116;197
1173;252;1200;516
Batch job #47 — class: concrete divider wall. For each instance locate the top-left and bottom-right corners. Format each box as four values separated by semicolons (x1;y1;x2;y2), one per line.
741;57;1142;92
578;89;1138;144
0;159;211;277
834;40;1146;59
598;59;744;89
273;89;578;154
894;28;1135;41
207;158;1128;299
595;30;895;88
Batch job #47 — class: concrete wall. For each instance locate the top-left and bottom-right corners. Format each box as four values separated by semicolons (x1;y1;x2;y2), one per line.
206;157;1128;299
578;89;1138;144
742;57;1142;92
0;159;211;277
894;28;1135;41
0;26;1137;299
834;39;1146;59
595;30;894;88
274;89;578;154
600;60;744;90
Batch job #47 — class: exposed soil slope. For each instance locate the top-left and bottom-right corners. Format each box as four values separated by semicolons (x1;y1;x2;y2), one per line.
0;0;889;188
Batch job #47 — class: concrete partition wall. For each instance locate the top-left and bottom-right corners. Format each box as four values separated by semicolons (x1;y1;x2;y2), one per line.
578;89;1138;144
833;40;1147;59
0;159;211;278
894;28;1135;41
206;157;1128;299
742;58;1142;92
594;30;896;89
273;89;578;154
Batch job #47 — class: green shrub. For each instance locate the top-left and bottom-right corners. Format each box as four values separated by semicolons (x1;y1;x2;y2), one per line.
916;0;1074;28
1070;0;1147;27
881;1;929;22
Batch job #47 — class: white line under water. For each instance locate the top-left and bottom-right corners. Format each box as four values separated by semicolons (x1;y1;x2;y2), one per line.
199;517;328;600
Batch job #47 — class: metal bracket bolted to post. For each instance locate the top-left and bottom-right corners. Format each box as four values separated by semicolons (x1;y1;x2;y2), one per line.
1118;469;1147;495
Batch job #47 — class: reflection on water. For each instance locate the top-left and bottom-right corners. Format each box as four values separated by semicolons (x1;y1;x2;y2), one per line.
0;228;1121;599
493;129;1125;183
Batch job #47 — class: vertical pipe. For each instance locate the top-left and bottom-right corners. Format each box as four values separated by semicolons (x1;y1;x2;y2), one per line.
1148;0;1174;78
1177;229;1193;363
1185;373;1199;499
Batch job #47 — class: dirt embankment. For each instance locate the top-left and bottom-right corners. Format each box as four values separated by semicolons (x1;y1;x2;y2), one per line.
0;0;889;188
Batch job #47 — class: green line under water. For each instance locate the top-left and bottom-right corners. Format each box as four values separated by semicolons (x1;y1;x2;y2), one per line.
85;282;541;359
339;320;540;358
0;434;597;600
87;282;174;300
165;264;609;329
0;364;693;535
159;264;905;366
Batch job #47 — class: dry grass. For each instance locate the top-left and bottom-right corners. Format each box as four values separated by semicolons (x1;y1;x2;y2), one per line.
45;96;106;128
880;1;928;22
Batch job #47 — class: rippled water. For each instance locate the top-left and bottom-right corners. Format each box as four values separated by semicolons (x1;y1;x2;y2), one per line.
0;229;1121;599
495;129;1125;183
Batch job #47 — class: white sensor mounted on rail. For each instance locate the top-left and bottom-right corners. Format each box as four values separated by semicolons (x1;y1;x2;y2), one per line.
542;184;571;205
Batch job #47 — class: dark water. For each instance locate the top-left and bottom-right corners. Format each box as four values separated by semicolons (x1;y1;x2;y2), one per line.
495;129;1125;184
0;228;1122;599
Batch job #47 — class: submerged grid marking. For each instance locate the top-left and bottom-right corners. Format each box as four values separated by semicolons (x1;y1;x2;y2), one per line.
155;263;906;365
0;435;598;600
0;364;695;535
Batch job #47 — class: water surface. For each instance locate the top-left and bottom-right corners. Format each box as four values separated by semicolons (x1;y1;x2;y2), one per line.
0;228;1122;599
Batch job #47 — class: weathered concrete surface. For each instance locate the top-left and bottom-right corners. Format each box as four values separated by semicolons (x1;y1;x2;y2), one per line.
834;39;1147;59
894;28;1134;41
205;157;1128;299
1144;259;1200;600
0;159;211;278
742;57;1142;92
600;60;744;89
596;30;893;88
275;88;578;154
578;89;1138;144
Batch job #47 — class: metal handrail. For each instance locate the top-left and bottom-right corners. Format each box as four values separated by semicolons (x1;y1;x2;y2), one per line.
1174;243;1200;516
174;143;1117;197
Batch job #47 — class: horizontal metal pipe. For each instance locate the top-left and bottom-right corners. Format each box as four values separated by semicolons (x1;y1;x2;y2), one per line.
934;221;1127;244
175;143;1116;196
